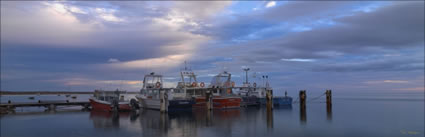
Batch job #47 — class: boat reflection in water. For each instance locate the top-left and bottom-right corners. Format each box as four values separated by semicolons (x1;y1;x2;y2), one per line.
138;109;196;137
90;110;121;129
89;110;139;129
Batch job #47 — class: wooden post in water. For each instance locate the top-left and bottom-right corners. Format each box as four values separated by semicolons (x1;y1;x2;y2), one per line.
206;109;213;126
206;90;213;110
299;90;306;108
160;90;168;113
326;89;332;121
48;104;56;111
326;89;332;106
299;90;307;124
266;89;273;110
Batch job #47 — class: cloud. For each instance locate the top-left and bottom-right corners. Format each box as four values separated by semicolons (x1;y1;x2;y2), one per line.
1;1;423;93
213;2;424;65
281;58;316;62
395;87;425;92
365;80;409;84
265;1;276;8
107;54;188;70
108;58;120;63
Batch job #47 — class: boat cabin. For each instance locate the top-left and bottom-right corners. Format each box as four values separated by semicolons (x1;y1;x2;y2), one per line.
93;89;126;102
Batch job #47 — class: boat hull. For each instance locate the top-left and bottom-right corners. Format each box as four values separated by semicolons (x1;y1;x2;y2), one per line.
137;97;195;111
89;99;131;111
168;99;195;110
258;97;293;106
273;97;293;105
241;96;260;107
137;98;162;110
194;97;241;109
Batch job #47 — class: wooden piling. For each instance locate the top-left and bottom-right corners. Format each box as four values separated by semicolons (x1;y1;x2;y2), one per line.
266;103;273;130
206;90;213;110
299;90;307;124
206;110;213;126
326;89;332;121
160;91;168;113
299;90;306;109
326;89;332;106
48;104;56;111
266;89;273;110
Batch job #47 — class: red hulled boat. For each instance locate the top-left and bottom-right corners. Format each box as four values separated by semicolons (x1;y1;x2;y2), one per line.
194;96;241;109
89;90;134;111
193;71;242;109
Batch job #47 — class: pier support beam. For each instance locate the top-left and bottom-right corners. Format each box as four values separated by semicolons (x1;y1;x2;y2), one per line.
47;104;56;111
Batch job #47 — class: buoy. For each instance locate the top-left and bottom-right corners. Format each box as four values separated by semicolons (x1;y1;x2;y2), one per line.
156;82;161;88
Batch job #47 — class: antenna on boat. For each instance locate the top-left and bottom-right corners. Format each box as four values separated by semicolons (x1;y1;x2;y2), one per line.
243;68;250;85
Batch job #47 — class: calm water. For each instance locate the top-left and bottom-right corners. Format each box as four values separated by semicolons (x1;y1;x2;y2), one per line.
1;93;424;137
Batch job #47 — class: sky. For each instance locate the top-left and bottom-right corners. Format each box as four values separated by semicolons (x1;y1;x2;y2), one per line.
1;1;424;95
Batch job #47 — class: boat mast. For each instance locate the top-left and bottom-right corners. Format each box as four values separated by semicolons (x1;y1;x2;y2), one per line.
243;68;250;85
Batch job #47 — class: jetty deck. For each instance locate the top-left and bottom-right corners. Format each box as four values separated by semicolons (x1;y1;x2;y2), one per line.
0;101;91;112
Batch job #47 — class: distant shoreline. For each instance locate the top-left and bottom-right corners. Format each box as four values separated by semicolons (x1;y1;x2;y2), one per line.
0;91;139;95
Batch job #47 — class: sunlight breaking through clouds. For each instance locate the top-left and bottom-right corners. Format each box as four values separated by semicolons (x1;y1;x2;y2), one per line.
265;1;276;8
281;58;316;62
1;1;423;92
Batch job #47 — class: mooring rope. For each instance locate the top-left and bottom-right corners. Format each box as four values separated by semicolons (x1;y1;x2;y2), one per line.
307;93;326;102
293;97;300;104
292;92;327;104
306;92;326;104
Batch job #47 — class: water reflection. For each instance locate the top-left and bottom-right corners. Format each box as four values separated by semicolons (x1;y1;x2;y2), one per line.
90;111;121;129
266;107;273;130
327;103;332;121
3;94;424;137
300;106;307;124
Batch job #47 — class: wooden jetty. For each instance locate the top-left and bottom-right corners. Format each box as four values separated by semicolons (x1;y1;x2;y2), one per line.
0;91;139;95
0;101;90;113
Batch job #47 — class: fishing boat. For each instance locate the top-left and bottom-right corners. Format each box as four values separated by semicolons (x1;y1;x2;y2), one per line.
236;68;260;107
136;72;170;110
237;87;260;107
89;89;134;111
273;91;293;106
194;71;242;109
171;66;205;110
249;77;292;106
